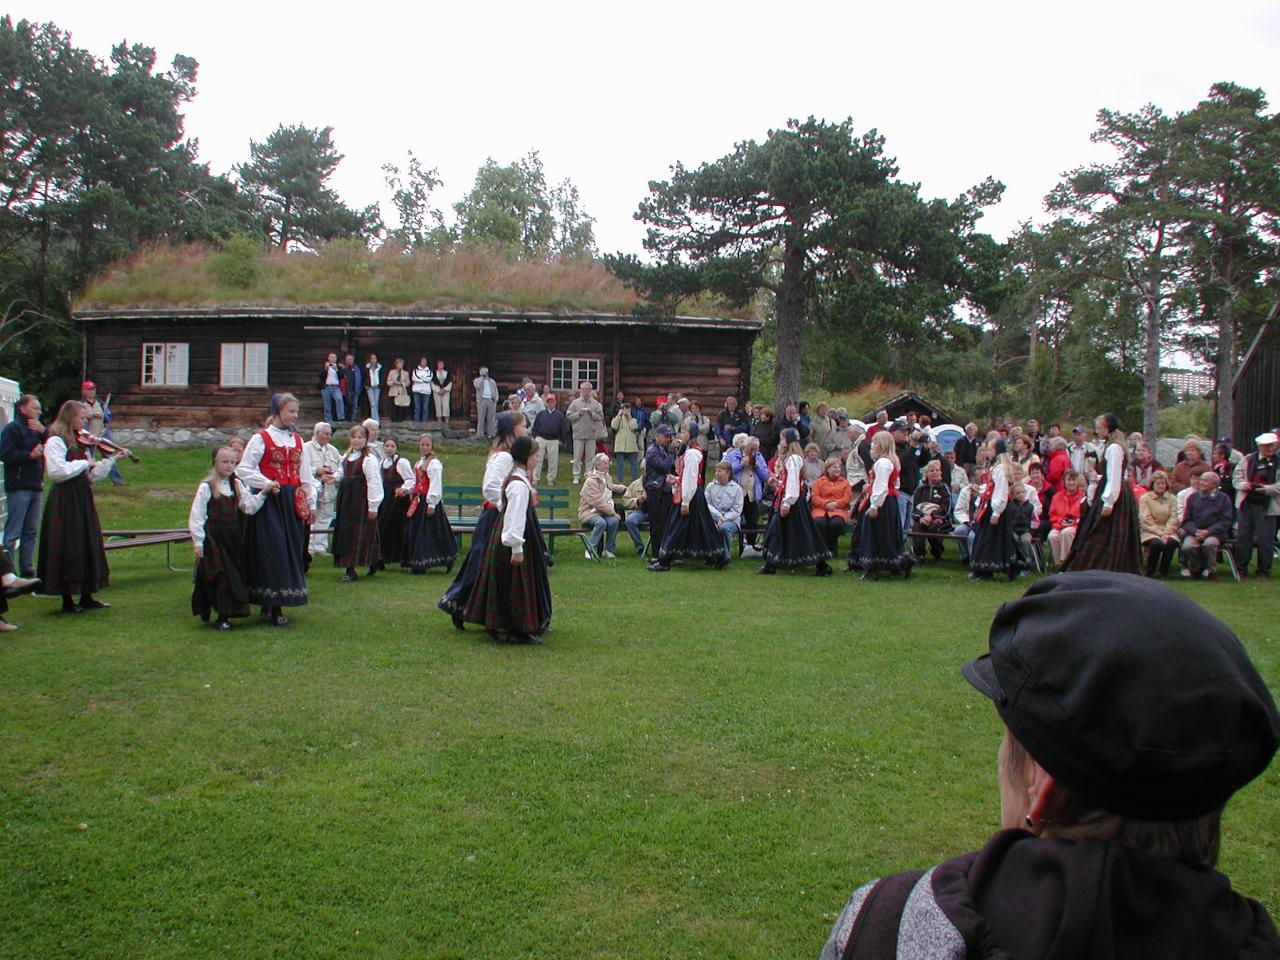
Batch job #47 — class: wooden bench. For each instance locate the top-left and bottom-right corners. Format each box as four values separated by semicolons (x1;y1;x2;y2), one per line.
439;486;576;555
101;528;192;572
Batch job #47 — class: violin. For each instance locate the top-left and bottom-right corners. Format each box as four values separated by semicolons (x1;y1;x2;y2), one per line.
78;429;141;463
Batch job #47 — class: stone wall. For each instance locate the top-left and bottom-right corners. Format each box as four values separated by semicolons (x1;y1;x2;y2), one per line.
110;423;484;450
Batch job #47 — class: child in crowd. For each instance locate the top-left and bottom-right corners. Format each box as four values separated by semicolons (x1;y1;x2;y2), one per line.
190;446;264;630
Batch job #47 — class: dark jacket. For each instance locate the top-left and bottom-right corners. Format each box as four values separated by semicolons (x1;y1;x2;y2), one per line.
643;441;676;495
912;482;952;530
716;408;750;446
780;415;810;443
531;408;569;445
896;441;920;494
0;418;45;492
751;419;781;460
954;435;979;467
1179;490;1234;540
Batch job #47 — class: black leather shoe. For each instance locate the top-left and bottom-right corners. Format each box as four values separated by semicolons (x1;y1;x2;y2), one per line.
215;619;234;631
451;615;465;631
509;632;543;645
341;571;357;582
62;600;85;614
80;597;110;609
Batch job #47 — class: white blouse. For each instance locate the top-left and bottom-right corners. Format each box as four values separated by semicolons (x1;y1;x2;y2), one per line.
782;453;803;508
414;457;444;507
869;457;895;510
989;464;1010;519
501;469;531;552
680;447;702;505
44;436;116;484
382;456;415;493
344;450;384;511
236;426;318;510
187;478;266;550
482;451;514;508
1101;441;1125;508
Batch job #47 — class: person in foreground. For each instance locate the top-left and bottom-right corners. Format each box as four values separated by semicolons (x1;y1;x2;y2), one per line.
821;571;1280;960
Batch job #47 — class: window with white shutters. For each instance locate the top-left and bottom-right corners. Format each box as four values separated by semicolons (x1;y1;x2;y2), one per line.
141;342;189;386
220;342;269;387
548;357;601;392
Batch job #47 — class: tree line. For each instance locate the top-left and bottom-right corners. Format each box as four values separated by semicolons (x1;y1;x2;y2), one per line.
3;15;1277;439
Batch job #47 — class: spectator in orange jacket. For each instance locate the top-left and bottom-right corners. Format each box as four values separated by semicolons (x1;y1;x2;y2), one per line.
810;457;853;555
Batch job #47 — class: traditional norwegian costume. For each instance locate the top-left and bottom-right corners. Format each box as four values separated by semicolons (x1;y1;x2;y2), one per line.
377;453;414;567
37;436;112;601
658;445;727;563
189;475;264;626
332;448;383;571
462;467;552;641
853;456;914;576
403;454;457;572
1062;440;1142;574
235;426;317;610
969;464;1023;580
761;453;832;571
439;449;512;620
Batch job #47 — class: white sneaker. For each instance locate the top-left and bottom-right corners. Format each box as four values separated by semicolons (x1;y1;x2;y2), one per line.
602;551;616;559
584;550;595;560
1180;568;1191;578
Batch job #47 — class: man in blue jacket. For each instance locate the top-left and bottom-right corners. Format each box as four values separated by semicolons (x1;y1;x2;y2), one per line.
1;394;45;576
643;425;677;572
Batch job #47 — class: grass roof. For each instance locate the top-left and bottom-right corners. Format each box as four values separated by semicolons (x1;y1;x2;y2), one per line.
78;242;756;320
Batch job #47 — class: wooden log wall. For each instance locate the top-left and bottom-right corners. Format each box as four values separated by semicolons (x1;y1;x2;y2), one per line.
1233;324;1279;448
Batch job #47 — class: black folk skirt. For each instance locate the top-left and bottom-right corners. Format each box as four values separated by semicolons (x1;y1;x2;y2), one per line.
192;493;251;620
462;504;552;637
245;486;309;607
438;505;498;617
402;497;458;571
1062;484;1142;575
377;493;412;565
332;475;381;568
37;473;109;597
969;509;1024;578
658;488;728;562
853;497;913;572
762;493;831;568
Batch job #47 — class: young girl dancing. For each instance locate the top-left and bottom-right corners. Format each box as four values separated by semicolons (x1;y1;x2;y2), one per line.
403;433;457;574
851;430;913;580
190;446;265;630
657;423;728;568
968;442;1023;581
375;436;414;571
331;423;383;581
758;428;832;576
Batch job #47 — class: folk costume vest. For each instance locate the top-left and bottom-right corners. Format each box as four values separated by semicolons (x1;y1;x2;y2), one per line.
258;428;309;519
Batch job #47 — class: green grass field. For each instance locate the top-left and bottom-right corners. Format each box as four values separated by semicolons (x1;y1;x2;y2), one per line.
3;446;1277;959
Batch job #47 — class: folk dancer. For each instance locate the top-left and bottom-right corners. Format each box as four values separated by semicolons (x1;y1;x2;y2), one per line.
375;436;414;572
1062;413;1142;575
190;446;265;630
850;430;913;580
403;433;457;574
331;423;383;581
657;423;728;568
968;442;1023;582
758;427;833;576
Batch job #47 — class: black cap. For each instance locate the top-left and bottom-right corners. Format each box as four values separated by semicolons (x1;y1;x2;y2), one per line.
655;423;674;437
889;420;908;433
962;571;1279;820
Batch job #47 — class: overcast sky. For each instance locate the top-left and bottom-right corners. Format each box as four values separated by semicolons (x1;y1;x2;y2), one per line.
25;0;1280;256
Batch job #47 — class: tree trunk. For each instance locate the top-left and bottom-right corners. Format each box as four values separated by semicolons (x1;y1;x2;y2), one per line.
772;244;806;411
1141;285;1161;440
1214;298;1234;439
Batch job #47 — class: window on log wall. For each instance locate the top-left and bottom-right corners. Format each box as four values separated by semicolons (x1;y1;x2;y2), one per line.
549;356;601;392
220;343;269;387
141;342;189;386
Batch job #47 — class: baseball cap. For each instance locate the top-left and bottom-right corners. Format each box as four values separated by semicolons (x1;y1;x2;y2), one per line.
81;380;96;391
961;572;1279;820
1256;432;1278;446
655;424;674;437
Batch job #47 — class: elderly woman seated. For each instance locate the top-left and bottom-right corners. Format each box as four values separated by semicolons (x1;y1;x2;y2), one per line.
577;453;627;559
822;572;1279;959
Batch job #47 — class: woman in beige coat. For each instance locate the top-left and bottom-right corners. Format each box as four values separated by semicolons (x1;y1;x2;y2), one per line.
1138;469;1180;577
578;453;627;558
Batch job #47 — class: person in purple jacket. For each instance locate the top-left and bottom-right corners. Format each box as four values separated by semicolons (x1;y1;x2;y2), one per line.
1177;470;1234;579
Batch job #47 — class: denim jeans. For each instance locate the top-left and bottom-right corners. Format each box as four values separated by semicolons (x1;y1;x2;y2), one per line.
321;386;342;424
624;510;649;551
952;523;973;561
586;515;620;554
897;494;913;544
3;487;41;573
717;518;740;558
365;388;381;423
412;393;431;422
614;452;638;483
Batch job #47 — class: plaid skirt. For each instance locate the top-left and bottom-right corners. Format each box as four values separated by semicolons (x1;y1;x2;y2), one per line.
763;493;831;568
332;477;381;568
438;506;499;616
1063;484;1142;575
658;487;728;561
192;513;251;620
402;497;458;571
853;497;913;572
245;486;309;607
37;473;109;597
462;504;552;636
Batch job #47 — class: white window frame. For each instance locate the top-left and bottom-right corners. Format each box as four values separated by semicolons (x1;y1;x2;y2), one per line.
141;342;189;386
548;356;602;393
220;342;269;387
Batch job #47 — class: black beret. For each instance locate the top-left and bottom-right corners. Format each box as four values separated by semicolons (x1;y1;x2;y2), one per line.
962;571;1279;820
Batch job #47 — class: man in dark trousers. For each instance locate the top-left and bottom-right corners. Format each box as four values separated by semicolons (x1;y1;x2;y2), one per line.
953;421;980;476
0;394;45;577
891;421;920;539
643;424;677;572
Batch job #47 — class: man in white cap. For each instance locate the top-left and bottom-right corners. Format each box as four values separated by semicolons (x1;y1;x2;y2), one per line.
1232;431;1279;577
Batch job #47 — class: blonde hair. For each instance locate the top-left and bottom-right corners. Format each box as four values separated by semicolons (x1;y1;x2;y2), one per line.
203;446;237;487
870;430;899;469
49;400;87;448
343;424;368;456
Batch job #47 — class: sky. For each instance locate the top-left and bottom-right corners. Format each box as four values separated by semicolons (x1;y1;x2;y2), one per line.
23;0;1280;256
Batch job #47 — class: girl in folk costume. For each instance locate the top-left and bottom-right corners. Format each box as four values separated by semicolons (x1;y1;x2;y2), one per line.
968;441;1024;581
403;433;457;574
657;422;729;568
375;436;414;571
331;423;383;581
235;393;318;626
758;427;833;576
439;412;527;629
190;446;265;630
850;429;913;581
37;400;128;613
1063;412;1142;574
462;436;552;644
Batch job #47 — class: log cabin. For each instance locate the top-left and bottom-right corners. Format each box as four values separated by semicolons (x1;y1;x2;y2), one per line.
77;306;763;429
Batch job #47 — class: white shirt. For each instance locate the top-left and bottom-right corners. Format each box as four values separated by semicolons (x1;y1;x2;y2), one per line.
482;451;515;508
324;363;339;386
382;455;415;494
236;425;318;510
305;438;343;504
44;435;116;483
989;464;1010;519
869;457;895;510
680;447;702;505
414;456;444;507
345;450;384;512
1100;441;1125;508
501;469;531;552
411;366;432;393
782;453;804;508
844;447;868;489
188;477;266;550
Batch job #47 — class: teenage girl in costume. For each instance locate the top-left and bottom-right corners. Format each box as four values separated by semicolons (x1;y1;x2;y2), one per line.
190;445;265;630
403;433;457;574
332;423;383;581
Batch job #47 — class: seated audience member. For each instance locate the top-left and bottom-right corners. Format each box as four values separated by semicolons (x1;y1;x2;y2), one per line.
1041;435;1070;500
911;459;953;561
1130;442;1162;488
723;435;770;551
843;425;868;493
705;460;745;560
1178;471;1233;579
952;478;981;564
801;443;825;485
715;396;750;449
620;477;648;555
1171;439;1210;492
579;453;627;558
940;449;966;493
810;457;853;555
780;403;810;443
1138;469;1180;578
820;572;1280;960
1212;442;1237;504
1046;470;1084;568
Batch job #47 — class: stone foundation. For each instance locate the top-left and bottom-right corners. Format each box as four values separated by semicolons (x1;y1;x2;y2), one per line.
110;423;486;450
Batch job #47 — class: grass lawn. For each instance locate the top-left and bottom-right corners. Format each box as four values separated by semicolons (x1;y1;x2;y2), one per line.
3;446;1277;958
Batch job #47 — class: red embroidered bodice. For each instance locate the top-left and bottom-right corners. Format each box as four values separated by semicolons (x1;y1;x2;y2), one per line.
412;459;433;497
258;429;303;486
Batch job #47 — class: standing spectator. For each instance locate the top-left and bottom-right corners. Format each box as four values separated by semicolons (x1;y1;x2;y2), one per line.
1232;431;1279;578
1171;439;1210;492
643;424;678;572
1046;470;1084;568
891;421;919;538
1024;417;1044;456
911;459;953;561
566;381;604;485
1067;426;1092;475
339;354;361;422
578;454;627;559
410;356;432;422
631;396;648;452
941;449;967;492
610;401;640;483
705;459;745;561
866;409;890;440
715;396;750;449
780;403;810;442
1212;442;1237;504
607;390;627;422
828;411;853;463
0;394;45;576
80;380;123;485
303;422;342;556
1178;471;1233;579
472;366;498;438
953;421;980;475
688;401;714;464
1138;470;1180;578
364;353;383;423
843;424;868;494
810;402;835;457
531;392;569;484
520;381;546;425
811;457;853;557
751;406;780;459
386;358;412;422
1130;442;1163;487
430;360;452;422
319;352;342;424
